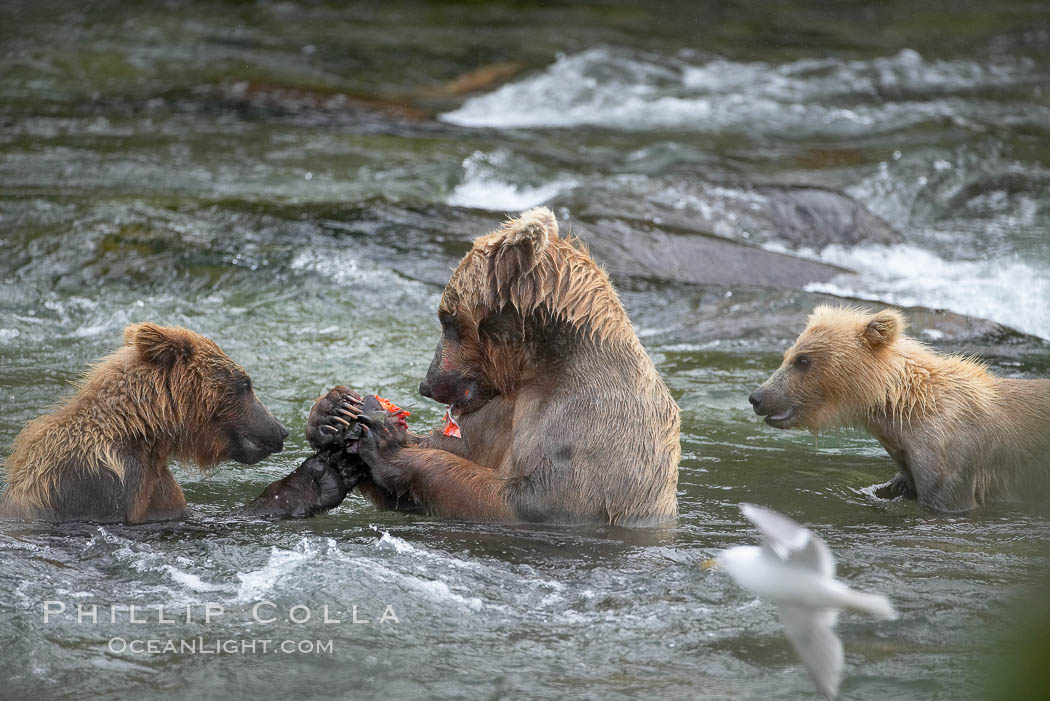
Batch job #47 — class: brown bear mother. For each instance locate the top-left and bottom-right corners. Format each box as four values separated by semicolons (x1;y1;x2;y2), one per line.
0;323;288;522
749;305;1050;512
307;207;681;525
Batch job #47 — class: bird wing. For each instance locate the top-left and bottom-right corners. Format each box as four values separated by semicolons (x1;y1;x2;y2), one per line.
780;605;844;701
741;503;835;577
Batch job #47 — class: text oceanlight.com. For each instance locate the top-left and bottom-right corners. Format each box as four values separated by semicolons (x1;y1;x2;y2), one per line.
108;638;336;655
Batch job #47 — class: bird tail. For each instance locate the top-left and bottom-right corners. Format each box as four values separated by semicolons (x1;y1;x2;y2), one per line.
837;587;897;620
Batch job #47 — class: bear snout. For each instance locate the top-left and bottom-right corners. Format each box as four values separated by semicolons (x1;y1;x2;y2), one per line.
231;429;284;464
748;386;797;428
749;388;780;417
260;419;288;453
228;403;289;464
420;375;456;405
748;389;765;413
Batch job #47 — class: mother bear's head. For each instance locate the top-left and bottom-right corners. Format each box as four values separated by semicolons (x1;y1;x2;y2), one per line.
419;207;632;414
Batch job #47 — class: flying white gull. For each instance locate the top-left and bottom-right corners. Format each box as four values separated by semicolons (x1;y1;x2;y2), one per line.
718;503;897;700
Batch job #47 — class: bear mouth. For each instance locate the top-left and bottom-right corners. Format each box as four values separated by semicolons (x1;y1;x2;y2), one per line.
448;401;481;418
232;435;283;464
763;407;797;428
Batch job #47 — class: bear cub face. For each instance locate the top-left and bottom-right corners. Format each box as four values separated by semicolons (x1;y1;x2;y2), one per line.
213;361;288;465
128;323;288;466
748;307;903;431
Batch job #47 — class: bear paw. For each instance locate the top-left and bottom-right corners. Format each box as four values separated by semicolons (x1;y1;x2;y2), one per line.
306;385;365;450
873;471;917;501
300;452;349;512
357;402;410;471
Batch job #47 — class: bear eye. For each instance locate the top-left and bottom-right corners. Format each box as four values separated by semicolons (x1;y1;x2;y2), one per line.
794;355;811;370
238;376;253;394
440;314;460;341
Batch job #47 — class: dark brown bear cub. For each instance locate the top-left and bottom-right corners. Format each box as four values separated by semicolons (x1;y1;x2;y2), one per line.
0;323;287;522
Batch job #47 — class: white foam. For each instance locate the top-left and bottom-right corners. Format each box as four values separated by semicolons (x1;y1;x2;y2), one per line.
404;577;484;611
447;179;569;211
803;244;1050;340
348;547;487;612
234;538;315;602
446;150;574;211
163;566;229;593
374;531;415;554
440;47;1041;135
70;323;111;338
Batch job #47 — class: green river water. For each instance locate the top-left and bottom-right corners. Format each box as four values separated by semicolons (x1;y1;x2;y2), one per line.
1;2;1049;700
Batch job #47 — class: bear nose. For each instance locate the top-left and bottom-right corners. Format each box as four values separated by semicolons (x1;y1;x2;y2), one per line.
419;380;432;399
278;423;289;441
748;390;765;413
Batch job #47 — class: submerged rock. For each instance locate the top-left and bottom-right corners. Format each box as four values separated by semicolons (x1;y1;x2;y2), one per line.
617;280;1044;352
573;216;853;289
568;181;902;251
752;185;901;249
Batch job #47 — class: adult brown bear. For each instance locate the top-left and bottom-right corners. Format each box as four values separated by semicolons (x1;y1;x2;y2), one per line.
749;305;1050;512
294;207;681;525
0;323;288;522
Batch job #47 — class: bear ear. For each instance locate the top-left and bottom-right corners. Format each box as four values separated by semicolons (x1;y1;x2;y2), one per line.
862;309;904;349
491;206;557;281
127;323;195;367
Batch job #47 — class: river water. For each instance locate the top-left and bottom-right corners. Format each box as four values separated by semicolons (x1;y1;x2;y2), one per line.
1;2;1049;700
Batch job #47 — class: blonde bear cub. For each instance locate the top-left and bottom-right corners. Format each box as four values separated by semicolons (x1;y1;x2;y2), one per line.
749;305;1050;512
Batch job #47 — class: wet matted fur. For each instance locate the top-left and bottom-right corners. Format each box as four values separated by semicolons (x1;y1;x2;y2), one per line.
0;323;286;522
